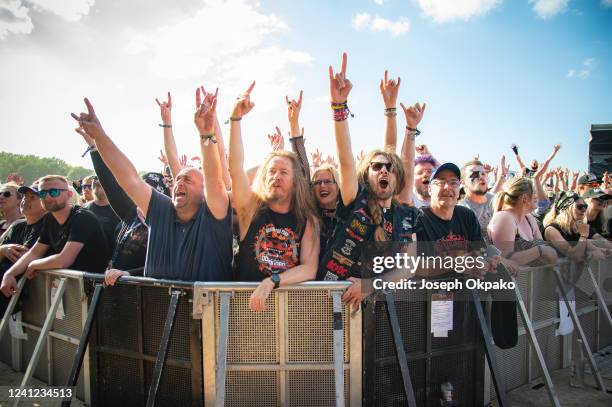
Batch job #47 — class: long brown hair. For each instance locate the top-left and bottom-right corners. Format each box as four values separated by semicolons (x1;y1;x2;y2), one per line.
356;149;406;242
494;177;534;212
250;151;319;237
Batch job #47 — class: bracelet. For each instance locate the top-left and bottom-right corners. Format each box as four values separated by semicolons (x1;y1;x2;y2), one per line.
200;133;217;146
158;124;172;128
290;135;304;140
536;245;543;258
384;107;397;117
224;116;242;124
406;126;421;136
331;101;354;121
81;145;96;158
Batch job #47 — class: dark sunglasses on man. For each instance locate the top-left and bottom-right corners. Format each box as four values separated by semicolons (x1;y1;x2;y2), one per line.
370;162;392;172
0;191;13;198
38;188;67;198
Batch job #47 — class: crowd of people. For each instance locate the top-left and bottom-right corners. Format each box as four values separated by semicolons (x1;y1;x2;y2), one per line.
1;52;611;326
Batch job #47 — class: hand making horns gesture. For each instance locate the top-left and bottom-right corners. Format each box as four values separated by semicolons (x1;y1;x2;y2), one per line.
328;52;352;103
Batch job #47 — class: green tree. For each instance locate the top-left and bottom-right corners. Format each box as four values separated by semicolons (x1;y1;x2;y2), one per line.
0;151;93;185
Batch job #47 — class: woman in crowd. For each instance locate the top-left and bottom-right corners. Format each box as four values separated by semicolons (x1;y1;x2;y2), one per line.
583;187;612;241
488;177;558;268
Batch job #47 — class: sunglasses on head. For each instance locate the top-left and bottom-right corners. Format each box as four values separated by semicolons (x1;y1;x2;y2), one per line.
0;191;12;198
38;188;67;198
575;204;588;211
312;179;336;187
370;162;392;172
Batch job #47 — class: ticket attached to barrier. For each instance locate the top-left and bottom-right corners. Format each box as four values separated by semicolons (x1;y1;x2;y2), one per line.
51;278;65;320
431;293;453;338
9;311;27;340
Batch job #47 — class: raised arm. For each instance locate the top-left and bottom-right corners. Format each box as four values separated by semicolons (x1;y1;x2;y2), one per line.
398;101;426;204
380;70;400;151
71;98;153;217
194;87;229;220
534;144;561;179
228;81;257;216
511;144;526;173
156;92;182;178
286;91;311;180
214;115;232;190
329;52;358;206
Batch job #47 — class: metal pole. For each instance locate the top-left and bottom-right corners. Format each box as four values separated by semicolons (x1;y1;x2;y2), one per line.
552;266;606;392
586;265;612;329
61;283;103;407
215;292;232;407
0;277;27;341
511;276;561;407
470;289;508;407
12;277;67;407
145;289;182;407
331;291;345;407
384;291;417;407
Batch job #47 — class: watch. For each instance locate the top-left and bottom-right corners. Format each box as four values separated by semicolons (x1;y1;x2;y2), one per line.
270;273;281;289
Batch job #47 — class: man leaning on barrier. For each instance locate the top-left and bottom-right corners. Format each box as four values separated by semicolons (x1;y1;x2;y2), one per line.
68;94;233;282
229;81;320;312
1;175;111;296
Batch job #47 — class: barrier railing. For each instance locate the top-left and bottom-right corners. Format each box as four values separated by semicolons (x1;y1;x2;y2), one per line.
0;258;610;407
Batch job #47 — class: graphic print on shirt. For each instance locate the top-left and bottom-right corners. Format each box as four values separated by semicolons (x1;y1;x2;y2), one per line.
253;223;299;276
433;231;471;257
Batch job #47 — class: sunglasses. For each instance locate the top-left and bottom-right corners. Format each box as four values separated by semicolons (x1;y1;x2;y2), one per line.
0;191;12;198
575;204;588;211
370;162;392;172
82;184;92;190
38;188;67;198
312;179;336;187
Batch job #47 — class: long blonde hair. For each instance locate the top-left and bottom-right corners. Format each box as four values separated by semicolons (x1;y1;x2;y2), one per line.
494;177;534;212
250;151;319;236
543;195;581;234
356;149;406;242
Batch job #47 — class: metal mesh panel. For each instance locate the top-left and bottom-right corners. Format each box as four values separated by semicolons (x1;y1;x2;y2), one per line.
144;360;192;407
51;338;85;400
373;358;426;406
0;328;12;365
286;291;349;363
431;296;476;349
375;300;427;360
286;370;350;407
532;270;560;323
530;324;562;379
20;326;48;382
579;310;598;352
600;305;612;349
516;269;530;302
492;334;528;395
142;287;192;361
96;284;139;352
430;352;477;407
220;291;278;364
20;276;46;326
97;352;144;406
52;278;83;339
225;370;279;406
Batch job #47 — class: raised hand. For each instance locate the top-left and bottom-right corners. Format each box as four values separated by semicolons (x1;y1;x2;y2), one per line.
380;70;401;109
325;155;338;168
355;149;366;163
483;163;493;173
286;90;303;126
311;148;323;168
267;126;284;151
553;143;561;152
179;154;188;168
157;150;168;165
155;92;172;125
194;86;218;136
71;98;105;140
328;52;352;103
399;102;427;129
415;144;430;156
232;81;255;119
5;173;24;185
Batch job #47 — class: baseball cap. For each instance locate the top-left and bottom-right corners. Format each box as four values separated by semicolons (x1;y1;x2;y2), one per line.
577;173;599;185
17;184;39;194
582;187;612;201
430;163;461;181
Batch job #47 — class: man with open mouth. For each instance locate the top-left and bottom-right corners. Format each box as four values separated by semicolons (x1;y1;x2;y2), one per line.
316;53;423;309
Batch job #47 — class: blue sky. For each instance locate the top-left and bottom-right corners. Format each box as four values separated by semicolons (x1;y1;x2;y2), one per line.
0;0;610;173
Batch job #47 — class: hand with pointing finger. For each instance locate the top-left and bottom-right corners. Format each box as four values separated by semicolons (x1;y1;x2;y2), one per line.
329;52;352;103
232;81;256;119
380;70;400;109
399;102;427;129
71;98;106;140
155;92;172;125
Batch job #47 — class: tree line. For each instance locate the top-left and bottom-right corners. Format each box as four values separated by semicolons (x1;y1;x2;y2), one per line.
0;151;93;185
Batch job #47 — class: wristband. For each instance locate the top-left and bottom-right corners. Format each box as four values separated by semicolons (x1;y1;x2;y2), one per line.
406;126;421;136
384;107;397;117
225;116;242;124
200;133;217;146
81;145;96;158
159;124;172;128
331;101;354;122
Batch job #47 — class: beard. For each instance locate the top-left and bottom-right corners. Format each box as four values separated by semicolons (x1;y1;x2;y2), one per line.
43;200;67;212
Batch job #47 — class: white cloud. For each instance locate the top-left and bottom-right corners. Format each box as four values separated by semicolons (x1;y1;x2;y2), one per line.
374;0;385;5
352;13;410;36
0;0;33;40
566;58;594;80
601;0;612;7
529;0;568;19
415;0;501;23
29;0;95;21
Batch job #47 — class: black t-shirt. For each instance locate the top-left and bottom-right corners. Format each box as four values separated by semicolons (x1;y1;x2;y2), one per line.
236;207;302;282
0;218;44;274
111;208;148;272
38;206;111;273
84;202;120;250
415;206;484;257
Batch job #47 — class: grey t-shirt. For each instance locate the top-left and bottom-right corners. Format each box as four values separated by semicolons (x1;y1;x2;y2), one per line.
459;192;495;241
412;193;429;209
144;190;233;281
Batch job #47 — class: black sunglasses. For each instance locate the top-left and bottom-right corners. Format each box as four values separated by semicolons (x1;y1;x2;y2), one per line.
575;204;588;211
1;191;12;198
38;188;67;198
370;162;392;172
82;184;92;190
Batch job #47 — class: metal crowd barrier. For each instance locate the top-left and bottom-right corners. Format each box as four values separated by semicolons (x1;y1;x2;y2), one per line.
0;259;610;407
